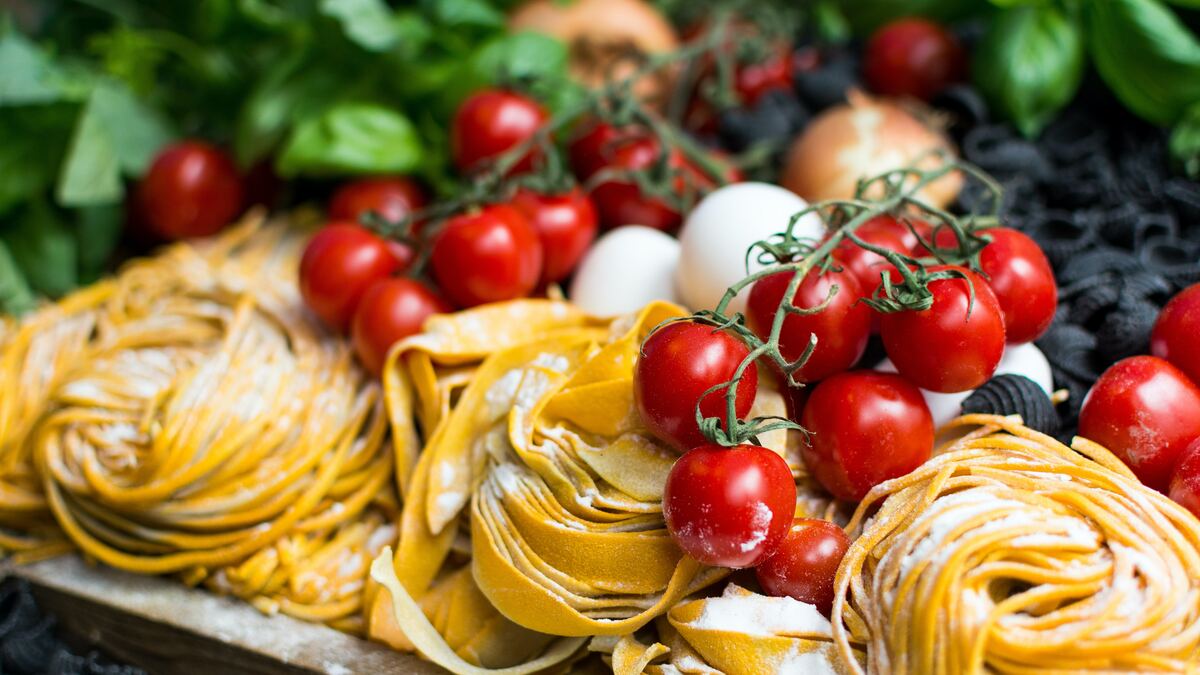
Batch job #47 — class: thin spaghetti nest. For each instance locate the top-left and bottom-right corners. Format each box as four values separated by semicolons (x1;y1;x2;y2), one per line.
833;413;1200;674
2;216;396;632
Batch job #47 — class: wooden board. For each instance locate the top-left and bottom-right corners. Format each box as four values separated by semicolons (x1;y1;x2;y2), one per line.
3;555;444;675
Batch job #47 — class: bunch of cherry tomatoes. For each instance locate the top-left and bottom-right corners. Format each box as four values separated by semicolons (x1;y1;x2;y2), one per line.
633;212;1059;613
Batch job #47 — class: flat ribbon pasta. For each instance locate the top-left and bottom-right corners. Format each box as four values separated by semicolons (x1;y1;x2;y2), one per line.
833;414;1200;674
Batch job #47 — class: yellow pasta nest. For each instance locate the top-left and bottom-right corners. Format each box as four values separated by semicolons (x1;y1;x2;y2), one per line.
833;414;1200;674
0;217;395;632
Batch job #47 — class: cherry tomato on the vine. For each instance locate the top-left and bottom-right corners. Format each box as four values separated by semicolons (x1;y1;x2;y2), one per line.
880;266;1005;393
1152;283;1200;386
511;188;599;285
1079;356;1200;491
430;204;543;308
801;370;933;501
746;267;871;383
351;278;451;376
136;140;244;240
863;214;931;255
589;136;688;231
863;18;966;101
663;443;796;568
635;321;759;451
933;227;1056;344
735;43;796;106
329;177;426;224
833;223;911;298
451;89;547;174
1169;438;1200;519
299;223;404;332
755;518;850;614
568;120;629;181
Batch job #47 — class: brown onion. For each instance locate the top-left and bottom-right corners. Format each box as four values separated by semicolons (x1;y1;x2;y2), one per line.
509;0;678;101
781;91;962;209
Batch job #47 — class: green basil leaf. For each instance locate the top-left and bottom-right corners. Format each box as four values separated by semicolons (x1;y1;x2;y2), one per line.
0;29;71;105
0;240;35;317
320;0;400;52
277;102;422;176
1171;101;1200;179
1087;0;1200;127
975;5;1084;138
56;91;122;207
89;81;174;175
2;200;77;297
427;0;504;29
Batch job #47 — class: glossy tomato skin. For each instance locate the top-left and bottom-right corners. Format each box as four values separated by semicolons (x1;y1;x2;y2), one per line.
880;266;1005;393
299;223;404;332
451;90;548;174
735;44;796;106
635;322;759;451
746;268;871;383
590;137;686;231
663;444;797;568
329;177;426;223
834;225;911;298
801;370;933;501
430;204;543;308
1152;283;1200;386
351;278;451;375
864;214;930;254
511;188;599;285
1169;438;1200;519
863;18;966;101
1079;356;1200;491
755;519;850;614
969;228;1056;344
136;141;244;240
569;121;628;181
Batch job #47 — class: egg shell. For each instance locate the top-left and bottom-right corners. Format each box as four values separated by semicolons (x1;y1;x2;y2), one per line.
877;343;1053;427
569;226;682;316
676;182;823;315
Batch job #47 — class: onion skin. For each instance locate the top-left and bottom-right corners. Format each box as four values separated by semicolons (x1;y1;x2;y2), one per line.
781;92;962;208
509;0;678;100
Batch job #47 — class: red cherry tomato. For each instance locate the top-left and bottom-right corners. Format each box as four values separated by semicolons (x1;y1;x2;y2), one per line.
755;518;850;614
863;18;966;101
451;90;547;174
329;177;426;223
933;227;1056;344
735;43;796;106
746;268;871;383
635;322;759;451
1169;438;1200;519
511;188;599;285
1152;283;1200;386
589;136;687;232
136;141;244;240
862;214;931;254
880;266;1005;393
430;204;543;308
351;278;451;375
299;223;404;332
569;121;629;181
1079;356;1200;491
801;370;933;501
834;225;911;297
663;443;796;568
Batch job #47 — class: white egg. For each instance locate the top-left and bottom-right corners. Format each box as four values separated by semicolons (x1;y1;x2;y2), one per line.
877;343;1054;428
676;182;824;315
569;226;682;316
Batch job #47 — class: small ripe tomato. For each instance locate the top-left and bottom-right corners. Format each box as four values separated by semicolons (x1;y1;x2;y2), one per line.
351;278;451;375
880;266;1006;393
1169;438;1200;519
801;370;933;501
746;267;871;383
635;321;759;451
1152;283;1200;386
430;204;543;308
834;224;911;298
862;214;931;255
755;518;850;614
663;443;796;568
1079;356;1200;491
863;18;966;101
136;140;244;240
934;227;1056;345
735;43;796;106
569;120;629;181
511;188;599;285
329;177;426;224
589;136;687;231
299;223;404;332
451;89;547;174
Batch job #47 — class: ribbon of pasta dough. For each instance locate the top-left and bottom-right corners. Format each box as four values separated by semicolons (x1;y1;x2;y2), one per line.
833;414;1200;674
